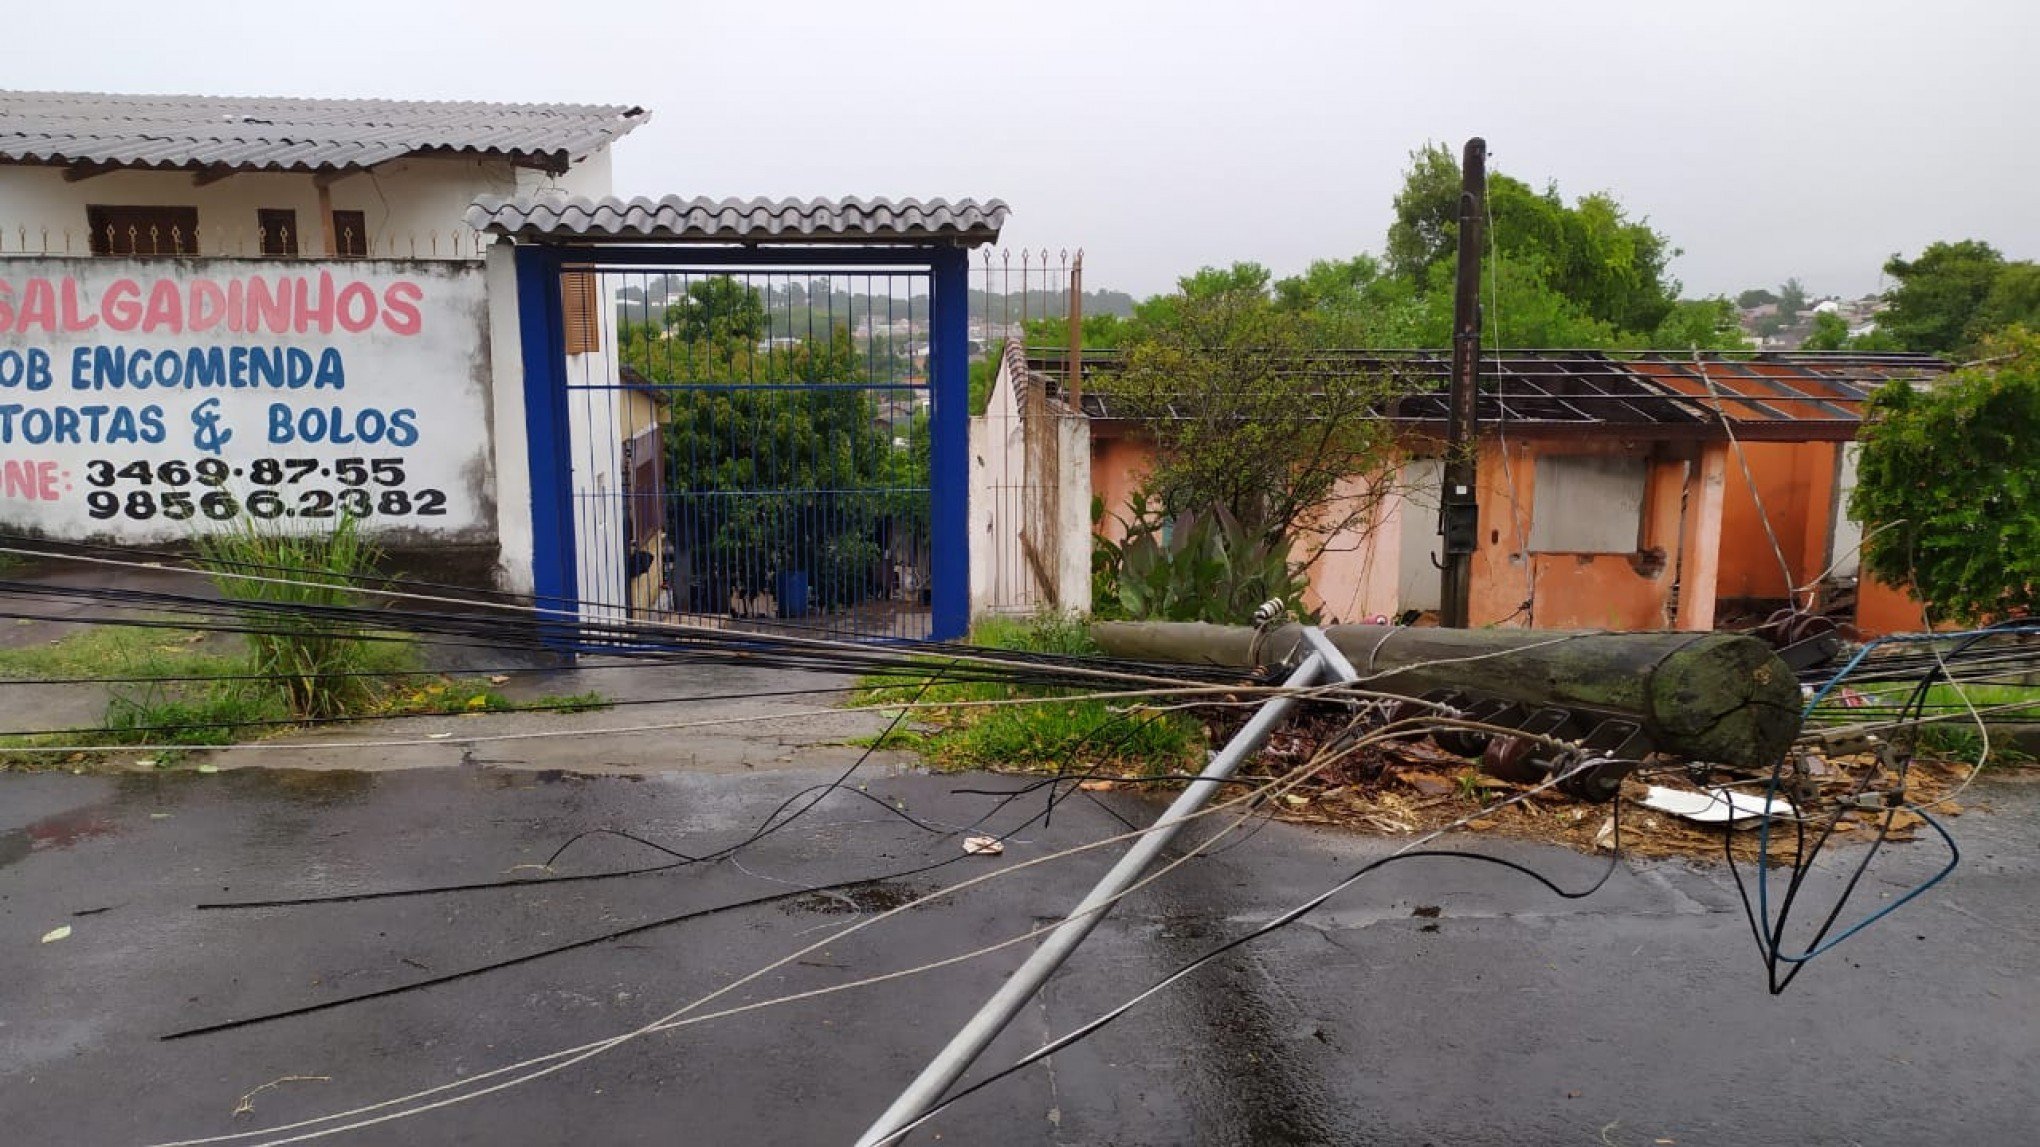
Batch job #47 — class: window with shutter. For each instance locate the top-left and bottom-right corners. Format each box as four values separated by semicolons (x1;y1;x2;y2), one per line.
87;205;199;256
561;272;602;355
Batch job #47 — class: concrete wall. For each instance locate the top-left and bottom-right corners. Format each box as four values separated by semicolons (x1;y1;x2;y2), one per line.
970;351;1090;617
0;154;610;258
0;255;496;548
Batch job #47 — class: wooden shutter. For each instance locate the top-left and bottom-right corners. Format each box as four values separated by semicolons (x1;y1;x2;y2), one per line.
561;272;601;355
87;205;199;256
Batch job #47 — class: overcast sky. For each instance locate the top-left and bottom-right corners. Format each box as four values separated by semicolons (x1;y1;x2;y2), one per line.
6;0;2033;301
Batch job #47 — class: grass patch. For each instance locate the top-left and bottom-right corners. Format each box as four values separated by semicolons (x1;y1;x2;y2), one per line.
0;619;611;770
0;519;609;770
851;613;1202;775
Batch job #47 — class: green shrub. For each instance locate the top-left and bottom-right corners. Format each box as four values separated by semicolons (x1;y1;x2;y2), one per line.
194;515;383;719
1108;496;1315;624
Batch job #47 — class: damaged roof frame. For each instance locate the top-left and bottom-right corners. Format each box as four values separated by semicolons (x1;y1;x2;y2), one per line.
1027;347;1951;443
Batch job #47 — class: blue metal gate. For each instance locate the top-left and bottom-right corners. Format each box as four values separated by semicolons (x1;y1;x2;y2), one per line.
514;241;974;642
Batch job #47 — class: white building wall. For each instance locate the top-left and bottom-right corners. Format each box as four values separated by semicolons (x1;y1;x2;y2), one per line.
0;146;620;598
0;150;613;258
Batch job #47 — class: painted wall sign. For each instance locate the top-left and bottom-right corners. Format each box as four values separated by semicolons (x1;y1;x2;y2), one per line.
0;257;494;543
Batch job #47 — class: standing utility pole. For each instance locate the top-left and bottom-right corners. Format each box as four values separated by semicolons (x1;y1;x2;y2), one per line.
1439;137;1487;628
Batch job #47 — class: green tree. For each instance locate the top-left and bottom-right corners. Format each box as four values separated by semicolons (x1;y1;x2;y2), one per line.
1384;144;1681;334
1645;297;1750;351
1092;274;1406;555
1976;262;2040;336
1881;240;2007;354
1850;327;2040;622
667;275;768;346
1801;310;1851;351
1737;288;1779;309
1776;277;1809;324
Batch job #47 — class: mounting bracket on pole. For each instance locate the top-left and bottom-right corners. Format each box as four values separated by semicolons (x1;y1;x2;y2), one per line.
854;629;1361;1146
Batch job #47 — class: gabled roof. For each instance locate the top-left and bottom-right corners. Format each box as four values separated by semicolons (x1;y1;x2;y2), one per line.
0;90;648;177
1033;348;1952;442
467;195;1008;247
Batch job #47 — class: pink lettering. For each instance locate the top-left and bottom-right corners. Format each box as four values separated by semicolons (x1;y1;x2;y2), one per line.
381;281;423;335
103;279;142;331
60;278;98;332
16;278;56;332
335;281;377;333
142;278;183;333
2;460;61;502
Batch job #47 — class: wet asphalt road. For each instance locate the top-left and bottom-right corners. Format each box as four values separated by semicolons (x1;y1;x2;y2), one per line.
3;764;2036;1146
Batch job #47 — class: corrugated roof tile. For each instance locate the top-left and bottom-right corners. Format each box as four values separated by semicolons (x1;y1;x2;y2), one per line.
466;194;1009;247
0;90;648;175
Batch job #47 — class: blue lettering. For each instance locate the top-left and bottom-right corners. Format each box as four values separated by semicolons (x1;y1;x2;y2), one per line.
387;408;418;447
79;405;108;441
131;348;154;387
92;346;126;388
139;405;165;444
52;406;79;443
0;405;16;439
26;349;50;392
249;347;281;389
186;347;225;388
0;350;23;389
231;346;250;387
267;403;295;443
286;349;314;388
21;407;51;444
315;349;344;390
69;347;91;389
105;406;137;444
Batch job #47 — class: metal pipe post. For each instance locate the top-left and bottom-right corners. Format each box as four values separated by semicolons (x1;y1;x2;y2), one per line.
854;646;1343;1146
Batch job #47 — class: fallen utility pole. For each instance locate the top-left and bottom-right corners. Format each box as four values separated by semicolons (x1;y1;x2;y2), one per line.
854;633;1360;1147
1092;621;1803;771
1439;136;1487;629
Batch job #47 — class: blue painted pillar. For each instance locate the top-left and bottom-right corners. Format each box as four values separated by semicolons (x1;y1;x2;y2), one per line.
513;245;579;642
928;246;970;641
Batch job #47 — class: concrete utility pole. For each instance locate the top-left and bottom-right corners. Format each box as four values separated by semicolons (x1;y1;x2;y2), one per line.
1439;137;1487;628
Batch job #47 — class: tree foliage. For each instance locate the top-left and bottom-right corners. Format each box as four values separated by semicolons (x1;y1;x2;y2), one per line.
1383;143;1684;334
1801;310;1851;351
622;279;918;606
1880;240;2009;355
1091;273;1406;555
1850;328;2040;623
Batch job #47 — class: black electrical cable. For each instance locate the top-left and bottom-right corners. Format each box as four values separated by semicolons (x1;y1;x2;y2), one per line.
877;797;1630;1142
198;669;958;909
164;743;1170;1039
1725;624;1995;994
166;678;1287;1037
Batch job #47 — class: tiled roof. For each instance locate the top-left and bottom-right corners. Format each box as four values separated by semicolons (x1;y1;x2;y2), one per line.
1035;348;1951;442
467;195;1008;246
0;90;647;176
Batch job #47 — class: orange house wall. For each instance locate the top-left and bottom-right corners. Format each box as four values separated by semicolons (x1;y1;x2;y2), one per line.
1465;439;1678;630
1088;437;1153;543
1715;441;1839;602
1855;570;1938;637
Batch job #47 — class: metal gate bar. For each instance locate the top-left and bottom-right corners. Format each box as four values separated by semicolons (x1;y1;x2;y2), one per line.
514;244;971;643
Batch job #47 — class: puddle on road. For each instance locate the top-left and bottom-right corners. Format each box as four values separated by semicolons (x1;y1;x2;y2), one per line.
782;881;936;915
218;768;377;803
0;807;123;867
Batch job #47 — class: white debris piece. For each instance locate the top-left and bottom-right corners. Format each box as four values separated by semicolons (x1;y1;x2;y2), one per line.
1640;785;1795;828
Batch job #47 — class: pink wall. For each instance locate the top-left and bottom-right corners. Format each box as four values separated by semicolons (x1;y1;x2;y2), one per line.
1302;474;1403;623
